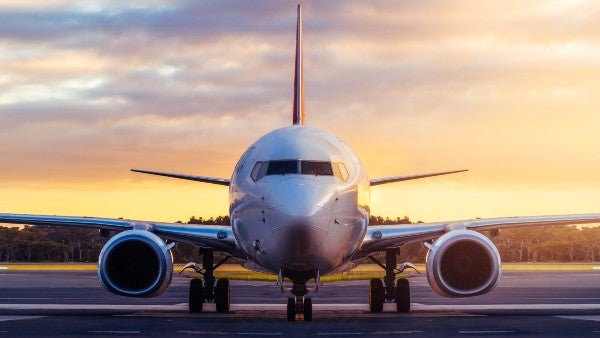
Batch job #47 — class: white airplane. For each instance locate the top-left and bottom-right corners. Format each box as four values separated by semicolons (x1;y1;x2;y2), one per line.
1;5;600;322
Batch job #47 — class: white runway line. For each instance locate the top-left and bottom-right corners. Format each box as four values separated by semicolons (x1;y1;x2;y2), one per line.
0;316;44;322
235;333;282;336
0;303;599;312
88;331;140;334
317;333;363;336
410;303;600;311
459;331;515;334
177;331;228;335
0;267;8;270
0;304;188;311
557;315;600;322
370;332;423;335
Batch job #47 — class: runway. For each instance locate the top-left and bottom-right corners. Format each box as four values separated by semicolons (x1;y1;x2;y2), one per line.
0;269;598;337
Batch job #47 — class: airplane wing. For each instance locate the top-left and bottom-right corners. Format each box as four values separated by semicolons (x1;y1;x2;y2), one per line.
356;213;600;258
131;169;230;186
0;213;240;256
370;169;468;186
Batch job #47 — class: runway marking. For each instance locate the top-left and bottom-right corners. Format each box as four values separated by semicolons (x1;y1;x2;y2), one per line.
235;333;282;336
0;267;8;270
557;315;600;322
1;303;599;313
459;331;515;334
317;333;363;336
177;331;228;335
88;331;140;334
0;316;44;322
593;267;600;270
410;303;600;311
0;298;89;300
371;331;423;334
0;304;188;311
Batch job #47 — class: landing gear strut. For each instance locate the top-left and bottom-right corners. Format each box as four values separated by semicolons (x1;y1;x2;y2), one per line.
286;277;313;322
368;248;417;313
183;248;232;313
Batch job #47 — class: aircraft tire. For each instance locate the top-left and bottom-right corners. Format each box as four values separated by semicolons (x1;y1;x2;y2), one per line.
189;278;204;313
287;298;296;321
304;297;312;322
215;278;230;313
369;278;384;312
395;278;410;313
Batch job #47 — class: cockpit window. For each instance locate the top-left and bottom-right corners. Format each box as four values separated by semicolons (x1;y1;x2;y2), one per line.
300;161;333;176
250;161;268;181
266;160;298;175
332;162;349;182
251;160;349;182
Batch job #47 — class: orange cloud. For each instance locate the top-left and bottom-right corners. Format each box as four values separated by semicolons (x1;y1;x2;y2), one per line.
1;1;599;222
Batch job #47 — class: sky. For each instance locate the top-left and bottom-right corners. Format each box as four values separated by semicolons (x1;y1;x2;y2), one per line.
1;0;599;224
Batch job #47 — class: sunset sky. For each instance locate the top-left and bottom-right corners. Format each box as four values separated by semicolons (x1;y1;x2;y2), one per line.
1;0;599;224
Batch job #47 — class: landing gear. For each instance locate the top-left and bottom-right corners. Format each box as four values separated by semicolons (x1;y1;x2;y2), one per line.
189;278;203;313
304;297;313;322
287;298;295;322
395;278;410;313
182;248;232;313
368;248;418;313
369;278;384;312
286;296;313;322
215;278;230;312
285;275;313;322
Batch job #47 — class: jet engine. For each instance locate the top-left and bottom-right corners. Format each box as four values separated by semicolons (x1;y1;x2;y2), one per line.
425;229;501;298
98;230;173;298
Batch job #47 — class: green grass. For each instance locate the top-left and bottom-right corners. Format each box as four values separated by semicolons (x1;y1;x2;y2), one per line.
1;263;598;281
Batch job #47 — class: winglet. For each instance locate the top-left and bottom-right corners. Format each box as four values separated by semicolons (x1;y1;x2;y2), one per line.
292;4;305;125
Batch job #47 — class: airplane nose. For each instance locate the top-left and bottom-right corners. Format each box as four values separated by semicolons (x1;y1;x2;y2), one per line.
266;177;335;217
265;177;335;270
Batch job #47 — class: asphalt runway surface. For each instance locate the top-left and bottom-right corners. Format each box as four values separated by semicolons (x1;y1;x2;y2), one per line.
0;269;598;337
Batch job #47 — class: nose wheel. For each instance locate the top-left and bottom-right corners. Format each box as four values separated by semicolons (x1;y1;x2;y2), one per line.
285;278;313;321
287;296;312;322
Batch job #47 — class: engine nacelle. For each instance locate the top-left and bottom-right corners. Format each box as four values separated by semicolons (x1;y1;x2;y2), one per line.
426;229;501;298
98;230;173;298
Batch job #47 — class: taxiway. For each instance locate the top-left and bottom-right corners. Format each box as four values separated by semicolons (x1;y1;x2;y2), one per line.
0;269;598;337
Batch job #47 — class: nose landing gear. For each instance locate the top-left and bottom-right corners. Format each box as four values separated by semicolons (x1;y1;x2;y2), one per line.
287;296;312;322
284;276;313;321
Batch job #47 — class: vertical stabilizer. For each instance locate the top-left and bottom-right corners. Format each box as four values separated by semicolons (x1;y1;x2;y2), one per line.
292;4;305;125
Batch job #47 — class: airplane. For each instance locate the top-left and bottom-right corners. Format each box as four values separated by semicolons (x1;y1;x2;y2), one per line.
1;4;600;322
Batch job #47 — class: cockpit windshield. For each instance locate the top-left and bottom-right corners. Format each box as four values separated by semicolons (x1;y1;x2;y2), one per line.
300;161;333;176
251;160;349;182
266;160;298;176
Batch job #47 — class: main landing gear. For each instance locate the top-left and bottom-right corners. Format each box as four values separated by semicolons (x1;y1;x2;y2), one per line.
182;248;232;313
368;248;419;313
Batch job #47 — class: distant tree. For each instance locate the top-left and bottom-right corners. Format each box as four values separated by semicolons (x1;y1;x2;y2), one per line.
0;218;598;263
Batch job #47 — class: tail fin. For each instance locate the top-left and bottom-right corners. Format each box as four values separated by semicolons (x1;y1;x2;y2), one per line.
292;4;305;125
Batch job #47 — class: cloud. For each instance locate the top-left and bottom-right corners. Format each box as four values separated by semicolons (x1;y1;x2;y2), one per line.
1;0;599;220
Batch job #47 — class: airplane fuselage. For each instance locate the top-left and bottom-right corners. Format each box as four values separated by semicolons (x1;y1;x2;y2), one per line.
229;125;370;279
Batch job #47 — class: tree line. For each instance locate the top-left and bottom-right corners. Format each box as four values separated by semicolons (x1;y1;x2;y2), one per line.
0;216;598;263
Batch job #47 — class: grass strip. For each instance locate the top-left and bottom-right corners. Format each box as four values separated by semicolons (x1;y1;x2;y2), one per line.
1;263;597;281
